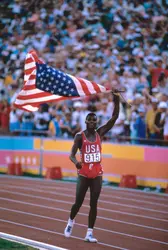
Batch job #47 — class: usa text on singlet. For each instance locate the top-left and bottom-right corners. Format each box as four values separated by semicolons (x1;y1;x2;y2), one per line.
79;131;103;178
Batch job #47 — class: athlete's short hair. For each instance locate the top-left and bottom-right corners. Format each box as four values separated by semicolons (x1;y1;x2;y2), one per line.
85;112;97;121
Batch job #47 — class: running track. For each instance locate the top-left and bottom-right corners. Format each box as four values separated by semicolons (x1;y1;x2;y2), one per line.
0;175;168;250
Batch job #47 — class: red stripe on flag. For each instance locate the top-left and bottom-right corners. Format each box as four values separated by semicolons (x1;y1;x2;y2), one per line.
24;75;36;85
92;81;101;92
23;85;36;90
25;57;34;64
76;77;90;95
14;96;72;109
17;91;52;100
25;67;36;75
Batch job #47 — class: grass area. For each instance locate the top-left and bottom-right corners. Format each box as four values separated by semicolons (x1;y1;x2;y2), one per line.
0;238;38;249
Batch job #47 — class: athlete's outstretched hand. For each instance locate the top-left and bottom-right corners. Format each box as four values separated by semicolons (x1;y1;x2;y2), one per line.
75;162;82;169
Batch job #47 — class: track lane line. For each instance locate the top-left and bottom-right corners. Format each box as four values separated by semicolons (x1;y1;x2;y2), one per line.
1;189;168;215
0;183;167;208
0;175;167;198
1;206;168;234
0;219;129;250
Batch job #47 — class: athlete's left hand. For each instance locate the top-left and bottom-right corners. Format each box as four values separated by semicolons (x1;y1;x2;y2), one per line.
76;162;82;169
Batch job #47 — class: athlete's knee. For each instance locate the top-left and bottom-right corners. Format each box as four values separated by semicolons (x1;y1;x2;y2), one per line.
90;200;97;210
74;200;83;209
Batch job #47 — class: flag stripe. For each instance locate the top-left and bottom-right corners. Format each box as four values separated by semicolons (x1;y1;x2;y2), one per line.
23;85;36;90
25;57;34;64
15;94;62;104
25;62;36;70
92;81;101;92
24;79;36;86
76;77;91;95
17;91;53;100
82;78;97;94
15;95;67;105
24;71;36;82
19;89;44;95
25;67;36;75
69;74;85;96
19;105;39;112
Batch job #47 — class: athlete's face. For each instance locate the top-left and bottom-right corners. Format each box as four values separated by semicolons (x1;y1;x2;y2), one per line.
85;114;97;129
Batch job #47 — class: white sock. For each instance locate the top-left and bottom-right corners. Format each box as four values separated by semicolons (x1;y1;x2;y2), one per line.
86;228;93;236
68;218;74;226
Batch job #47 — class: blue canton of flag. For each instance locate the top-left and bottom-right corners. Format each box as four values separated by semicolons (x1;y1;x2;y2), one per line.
36;63;78;97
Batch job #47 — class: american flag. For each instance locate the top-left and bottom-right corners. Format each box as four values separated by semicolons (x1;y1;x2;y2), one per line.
14;50;109;112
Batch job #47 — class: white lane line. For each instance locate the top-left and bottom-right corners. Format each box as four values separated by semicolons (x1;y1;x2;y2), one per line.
1;189;168;215
1;184;168;208
0;197;168;225
0;232;67;250
0;175;168;198
0;214;168;246
0;219;128;250
1;206;168;235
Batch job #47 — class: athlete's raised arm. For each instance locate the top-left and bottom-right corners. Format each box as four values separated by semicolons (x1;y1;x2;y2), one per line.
97;92;120;137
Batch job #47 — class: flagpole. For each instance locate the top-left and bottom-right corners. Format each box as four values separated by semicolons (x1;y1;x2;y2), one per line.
109;89;132;107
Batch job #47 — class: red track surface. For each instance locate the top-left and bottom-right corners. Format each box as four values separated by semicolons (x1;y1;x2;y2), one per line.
0;175;168;250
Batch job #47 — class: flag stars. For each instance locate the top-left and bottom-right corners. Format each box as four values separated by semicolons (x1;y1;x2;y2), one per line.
61;83;64;86
58;75;61;78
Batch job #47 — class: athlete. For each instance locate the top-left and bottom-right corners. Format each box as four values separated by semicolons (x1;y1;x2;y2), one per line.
64;91;120;242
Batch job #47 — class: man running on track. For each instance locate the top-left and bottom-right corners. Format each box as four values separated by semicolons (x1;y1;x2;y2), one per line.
64;91;120;243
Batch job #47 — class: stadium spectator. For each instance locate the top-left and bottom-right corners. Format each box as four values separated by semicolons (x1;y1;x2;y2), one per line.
154;101;167;144
48;111;62;138
134;106;147;144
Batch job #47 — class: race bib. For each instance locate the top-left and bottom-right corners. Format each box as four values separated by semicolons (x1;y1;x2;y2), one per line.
84;153;101;163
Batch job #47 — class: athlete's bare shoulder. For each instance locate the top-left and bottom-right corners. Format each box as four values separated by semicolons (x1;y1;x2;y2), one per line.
74;132;82;149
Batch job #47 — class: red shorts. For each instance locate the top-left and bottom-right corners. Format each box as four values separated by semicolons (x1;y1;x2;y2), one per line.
78;163;103;179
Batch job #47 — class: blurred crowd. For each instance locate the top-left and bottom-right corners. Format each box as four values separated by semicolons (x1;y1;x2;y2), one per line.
0;0;168;146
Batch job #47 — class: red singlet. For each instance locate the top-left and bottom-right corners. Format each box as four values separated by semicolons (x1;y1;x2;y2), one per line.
78;131;103;179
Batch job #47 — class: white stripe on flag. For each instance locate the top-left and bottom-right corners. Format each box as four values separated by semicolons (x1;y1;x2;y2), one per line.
15;94;62;105
22;105;39;112
82;78;97;94
68;74;85;96
20;89;44;95
24;69;36;82
25;62;35;70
